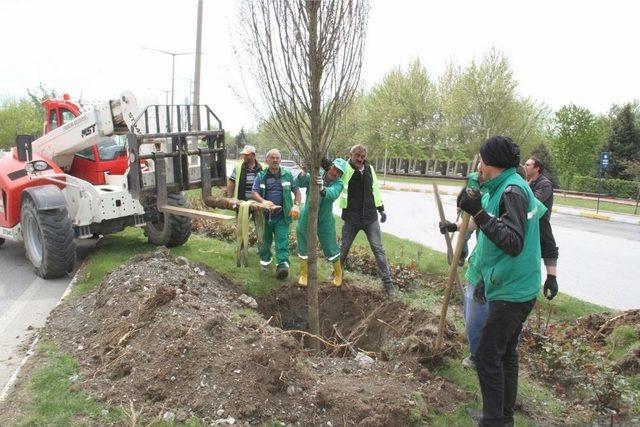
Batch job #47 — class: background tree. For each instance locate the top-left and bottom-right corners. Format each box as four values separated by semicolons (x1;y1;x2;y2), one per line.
606;103;640;179
237;0;369;346
441;48;547;157
551;104;605;186
0;84;59;149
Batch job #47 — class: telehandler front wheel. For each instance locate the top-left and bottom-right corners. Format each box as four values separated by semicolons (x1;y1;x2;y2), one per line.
21;197;76;279
144;192;192;247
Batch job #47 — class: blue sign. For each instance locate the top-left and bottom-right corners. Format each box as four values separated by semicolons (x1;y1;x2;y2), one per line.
600;151;611;170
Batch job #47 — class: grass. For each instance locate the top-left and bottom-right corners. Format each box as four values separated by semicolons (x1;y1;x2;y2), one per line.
12;211;613;426
381;174;465;187
381;174;640;216
554;194;640;216
605;325;640;360
14;341;123;426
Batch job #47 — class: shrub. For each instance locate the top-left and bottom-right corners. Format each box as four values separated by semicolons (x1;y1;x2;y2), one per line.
568;175;640;198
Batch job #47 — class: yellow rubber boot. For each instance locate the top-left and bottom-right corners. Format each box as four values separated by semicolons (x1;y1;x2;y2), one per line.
332;260;343;287
298;259;308;286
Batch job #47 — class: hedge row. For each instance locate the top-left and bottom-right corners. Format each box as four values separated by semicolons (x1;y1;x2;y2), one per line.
567;175;640;199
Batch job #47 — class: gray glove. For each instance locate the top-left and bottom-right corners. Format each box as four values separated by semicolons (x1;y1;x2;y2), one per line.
316;176;326;196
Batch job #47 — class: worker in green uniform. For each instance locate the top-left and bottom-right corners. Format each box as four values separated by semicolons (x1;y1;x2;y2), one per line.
295;158;347;287
251;149;301;279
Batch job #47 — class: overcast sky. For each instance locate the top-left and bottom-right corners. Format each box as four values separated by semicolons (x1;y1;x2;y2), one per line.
1;0;638;134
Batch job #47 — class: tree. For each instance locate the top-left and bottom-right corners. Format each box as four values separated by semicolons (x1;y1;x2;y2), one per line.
364;59;440;160
530;143;558;187
237;0;369;346
606;103;640;179
551;104;605;185
439;48;548;157
0;96;42;149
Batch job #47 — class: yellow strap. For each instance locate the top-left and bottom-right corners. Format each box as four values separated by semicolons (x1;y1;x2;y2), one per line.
236;201;254;267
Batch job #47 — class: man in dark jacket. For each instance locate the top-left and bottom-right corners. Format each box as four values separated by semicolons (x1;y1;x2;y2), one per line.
459;136;544;427
339;144;395;296
523;156;559;299
227;145;263;201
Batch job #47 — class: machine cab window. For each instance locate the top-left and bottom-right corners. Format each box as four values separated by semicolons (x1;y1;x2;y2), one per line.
48;109;59;130
60;108;75;124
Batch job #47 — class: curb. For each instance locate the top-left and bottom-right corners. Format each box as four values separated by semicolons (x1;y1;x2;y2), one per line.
0;271;80;402
379;184;640;225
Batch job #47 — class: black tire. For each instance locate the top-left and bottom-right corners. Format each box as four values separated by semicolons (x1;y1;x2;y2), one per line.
0;238;5;247
21;197;75;279
145;192;192;247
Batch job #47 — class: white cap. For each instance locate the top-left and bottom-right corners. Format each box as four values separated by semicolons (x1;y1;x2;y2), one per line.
240;145;256;155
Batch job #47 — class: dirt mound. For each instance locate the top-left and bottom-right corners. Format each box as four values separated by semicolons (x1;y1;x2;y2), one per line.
44;249;466;425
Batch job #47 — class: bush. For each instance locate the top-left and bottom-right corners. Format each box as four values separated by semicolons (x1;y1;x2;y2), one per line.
568;175;640;199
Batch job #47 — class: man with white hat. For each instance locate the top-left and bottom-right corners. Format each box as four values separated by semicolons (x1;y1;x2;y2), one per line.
227;145;263;201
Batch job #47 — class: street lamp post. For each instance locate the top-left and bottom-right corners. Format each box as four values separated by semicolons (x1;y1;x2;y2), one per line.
143;47;195;128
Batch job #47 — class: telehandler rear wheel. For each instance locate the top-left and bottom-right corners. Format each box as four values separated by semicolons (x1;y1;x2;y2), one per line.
21;197;76;279
0;238;5;247
145;192;192;247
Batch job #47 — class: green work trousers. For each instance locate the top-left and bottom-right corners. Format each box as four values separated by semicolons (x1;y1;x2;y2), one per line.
259;217;291;268
296;216;340;262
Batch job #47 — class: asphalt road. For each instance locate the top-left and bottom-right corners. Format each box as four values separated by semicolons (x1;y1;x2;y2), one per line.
372;189;640;311
0;238;96;396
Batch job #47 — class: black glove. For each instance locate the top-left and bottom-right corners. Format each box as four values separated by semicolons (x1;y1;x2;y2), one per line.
379;211;387;223
439;220;457;234
473;281;486;304
543;274;558;301
459;188;483;217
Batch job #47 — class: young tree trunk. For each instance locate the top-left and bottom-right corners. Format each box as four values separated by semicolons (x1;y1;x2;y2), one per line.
306;0;322;350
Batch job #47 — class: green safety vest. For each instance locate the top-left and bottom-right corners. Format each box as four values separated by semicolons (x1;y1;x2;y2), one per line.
256;167;294;219
475;167;546;302
338;163;383;209
233;161;265;200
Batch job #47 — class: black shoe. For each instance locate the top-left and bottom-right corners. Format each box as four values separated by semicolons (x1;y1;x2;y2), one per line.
276;265;289;280
383;281;396;297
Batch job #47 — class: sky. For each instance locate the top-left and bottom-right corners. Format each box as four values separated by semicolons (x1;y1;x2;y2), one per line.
1;0;639;134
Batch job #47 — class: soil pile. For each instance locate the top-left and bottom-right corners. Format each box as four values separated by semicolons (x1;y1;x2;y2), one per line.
44;248;466;425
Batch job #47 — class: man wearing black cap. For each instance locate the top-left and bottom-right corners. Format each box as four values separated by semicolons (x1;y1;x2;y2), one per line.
458;135;546;427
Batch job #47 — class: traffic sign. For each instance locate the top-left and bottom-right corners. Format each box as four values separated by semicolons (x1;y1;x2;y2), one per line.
600;151;611;170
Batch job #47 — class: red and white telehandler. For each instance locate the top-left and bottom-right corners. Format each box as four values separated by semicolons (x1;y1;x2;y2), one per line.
0;92;227;278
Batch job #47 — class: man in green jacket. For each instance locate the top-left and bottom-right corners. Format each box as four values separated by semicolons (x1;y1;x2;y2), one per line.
458;136;542;427
295;158;347;287
252;149;301;279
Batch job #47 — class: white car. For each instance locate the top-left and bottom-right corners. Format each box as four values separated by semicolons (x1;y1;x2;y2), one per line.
280;159;302;180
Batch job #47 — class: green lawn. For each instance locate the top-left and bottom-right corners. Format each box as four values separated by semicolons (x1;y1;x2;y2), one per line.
9;217;614;426
554;194;639;216
381;174;465;187
381;175;640;216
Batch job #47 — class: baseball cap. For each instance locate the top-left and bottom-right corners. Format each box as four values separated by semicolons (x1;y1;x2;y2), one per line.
240;145;256;155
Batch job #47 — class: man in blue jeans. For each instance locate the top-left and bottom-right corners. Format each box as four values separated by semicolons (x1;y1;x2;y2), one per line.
455;135;546;426
339;144;395;296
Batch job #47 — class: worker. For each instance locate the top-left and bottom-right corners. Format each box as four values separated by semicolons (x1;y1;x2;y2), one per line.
339;144;395;296
295;158;347;287
441;161;560;372
523;156;559;298
457;135;545;427
227;145;263;201
251;148;301;279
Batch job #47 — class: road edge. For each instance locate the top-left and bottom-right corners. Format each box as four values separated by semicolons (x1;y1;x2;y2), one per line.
0;271;80;402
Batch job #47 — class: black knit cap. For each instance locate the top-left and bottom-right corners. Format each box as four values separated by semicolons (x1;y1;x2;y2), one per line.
479;135;520;168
